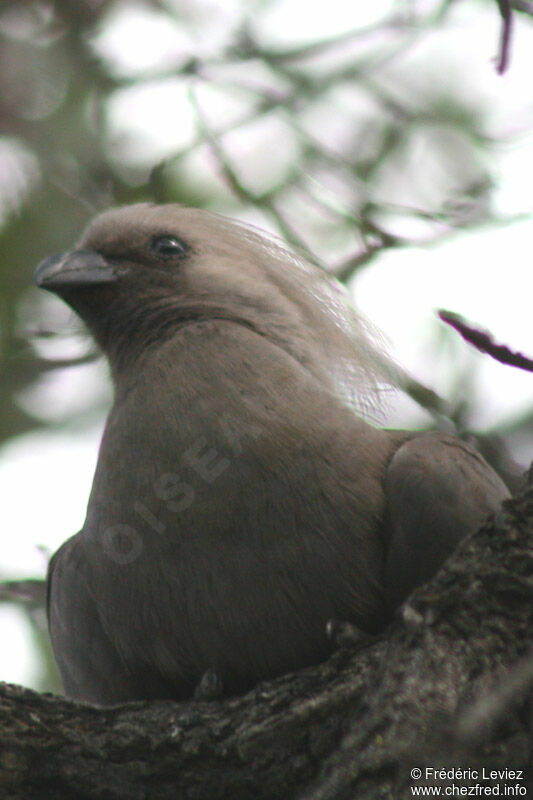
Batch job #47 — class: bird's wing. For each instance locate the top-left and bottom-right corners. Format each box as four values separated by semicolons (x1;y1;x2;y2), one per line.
382;432;509;611
47;535;139;704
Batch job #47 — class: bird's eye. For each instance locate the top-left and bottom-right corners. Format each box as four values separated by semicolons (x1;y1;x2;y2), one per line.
150;235;188;258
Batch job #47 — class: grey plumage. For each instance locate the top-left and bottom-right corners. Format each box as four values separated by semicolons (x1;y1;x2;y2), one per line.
34;203;509;704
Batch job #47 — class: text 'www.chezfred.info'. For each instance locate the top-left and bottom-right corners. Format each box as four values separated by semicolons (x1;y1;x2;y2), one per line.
409;767;527;796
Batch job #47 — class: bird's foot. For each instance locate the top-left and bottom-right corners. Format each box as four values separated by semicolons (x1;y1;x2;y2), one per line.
326;619;374;651
193;667;224;700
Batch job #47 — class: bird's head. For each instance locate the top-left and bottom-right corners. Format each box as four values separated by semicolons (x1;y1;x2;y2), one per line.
34;203;391;414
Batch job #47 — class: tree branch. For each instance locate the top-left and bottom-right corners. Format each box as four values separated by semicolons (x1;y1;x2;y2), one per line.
438;309;533;373
496;0;514;74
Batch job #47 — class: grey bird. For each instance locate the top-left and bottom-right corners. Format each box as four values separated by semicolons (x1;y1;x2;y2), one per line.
34;203;509;705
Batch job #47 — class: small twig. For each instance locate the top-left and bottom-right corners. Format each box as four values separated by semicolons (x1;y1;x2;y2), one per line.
188;85;313;254
188;86;253;204
238;16;408;64
511;0;533;17
334;244;386;280
495;0;514;74
438;309;533;373
0;579;47;607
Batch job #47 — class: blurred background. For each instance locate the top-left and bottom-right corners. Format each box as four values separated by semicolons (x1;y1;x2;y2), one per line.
1;0;532;694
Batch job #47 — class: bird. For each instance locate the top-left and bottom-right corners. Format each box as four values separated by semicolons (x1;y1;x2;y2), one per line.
34;203;509;705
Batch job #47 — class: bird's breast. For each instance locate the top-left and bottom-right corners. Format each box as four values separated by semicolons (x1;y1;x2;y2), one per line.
80;321;392;691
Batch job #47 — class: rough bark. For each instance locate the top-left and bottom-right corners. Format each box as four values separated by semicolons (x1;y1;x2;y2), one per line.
1;470;532;800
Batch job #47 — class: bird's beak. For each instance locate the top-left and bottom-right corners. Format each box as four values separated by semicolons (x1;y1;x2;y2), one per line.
34;249;118;291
